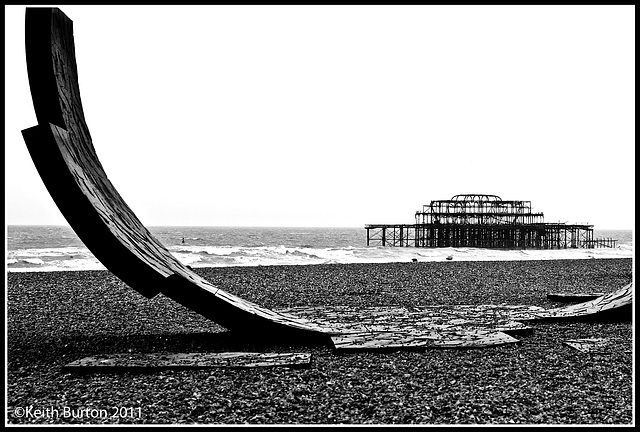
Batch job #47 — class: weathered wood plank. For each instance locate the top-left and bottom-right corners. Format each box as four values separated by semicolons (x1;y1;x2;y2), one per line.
515;283;633;321
563;339;625;354
279;305;534;351
63;352;312;373
331;329;520;351
547;293;606;302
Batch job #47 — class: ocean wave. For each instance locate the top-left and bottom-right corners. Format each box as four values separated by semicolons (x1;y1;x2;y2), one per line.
6;243;633;273
6;247;105;272
169;245;241;256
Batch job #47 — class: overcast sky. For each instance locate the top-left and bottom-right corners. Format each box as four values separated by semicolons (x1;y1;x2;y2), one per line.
4;5;635;229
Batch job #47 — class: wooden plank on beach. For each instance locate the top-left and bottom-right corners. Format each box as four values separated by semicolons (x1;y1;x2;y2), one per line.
278;304;538;351
62;352;312;373
279;305;536;335
331;331;431;351
286;304;535;351
546;293;606;302
331;329;520;352
518;283;633;321
563;338;620;354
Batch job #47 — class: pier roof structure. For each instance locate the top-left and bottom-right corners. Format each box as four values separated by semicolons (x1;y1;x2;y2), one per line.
415;194;545;226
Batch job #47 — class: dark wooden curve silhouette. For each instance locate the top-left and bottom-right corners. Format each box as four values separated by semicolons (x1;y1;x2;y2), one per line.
21;7;331;341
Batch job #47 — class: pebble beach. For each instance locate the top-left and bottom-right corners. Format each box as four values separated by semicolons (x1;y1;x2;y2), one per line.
6;258;634;425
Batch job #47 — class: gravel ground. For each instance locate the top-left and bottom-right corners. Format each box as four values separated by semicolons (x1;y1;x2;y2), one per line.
6;258;634;425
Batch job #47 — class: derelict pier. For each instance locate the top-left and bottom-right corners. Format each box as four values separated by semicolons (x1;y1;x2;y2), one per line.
365;194;617;249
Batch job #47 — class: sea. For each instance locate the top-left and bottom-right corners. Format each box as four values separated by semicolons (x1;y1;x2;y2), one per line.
5;225;633;273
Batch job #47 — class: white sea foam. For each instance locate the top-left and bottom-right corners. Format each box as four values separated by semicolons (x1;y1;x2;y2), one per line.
6;247;106;272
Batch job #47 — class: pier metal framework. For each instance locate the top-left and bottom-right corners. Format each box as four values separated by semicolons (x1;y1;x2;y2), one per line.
366;194;617;249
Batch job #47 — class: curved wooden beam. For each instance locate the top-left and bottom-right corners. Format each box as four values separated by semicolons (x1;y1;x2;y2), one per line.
21;7;331;340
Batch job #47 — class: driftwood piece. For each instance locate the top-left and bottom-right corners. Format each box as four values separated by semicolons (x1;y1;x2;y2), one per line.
63;352;312;373
280;305;535;351
331;330;520;351
513;283;633;322
547;293;606;302
563;339;627;354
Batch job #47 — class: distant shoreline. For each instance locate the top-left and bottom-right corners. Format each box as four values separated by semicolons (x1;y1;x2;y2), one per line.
5;255;634;274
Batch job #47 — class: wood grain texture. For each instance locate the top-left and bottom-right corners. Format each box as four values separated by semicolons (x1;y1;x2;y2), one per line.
63;352;312;372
